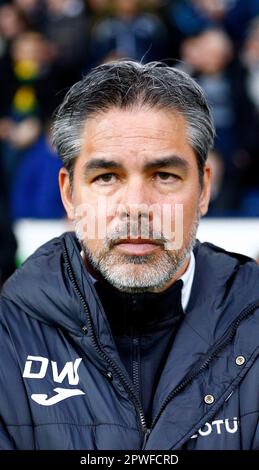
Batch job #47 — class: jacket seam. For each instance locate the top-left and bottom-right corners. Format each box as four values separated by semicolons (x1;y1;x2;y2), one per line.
240;409;259;419
184;317;211;346
7;422;139;431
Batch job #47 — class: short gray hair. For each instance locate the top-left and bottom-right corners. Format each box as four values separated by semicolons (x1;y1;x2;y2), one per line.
52;60;215;184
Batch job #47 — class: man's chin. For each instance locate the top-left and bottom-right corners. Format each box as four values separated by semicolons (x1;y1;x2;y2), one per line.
97;262;175;293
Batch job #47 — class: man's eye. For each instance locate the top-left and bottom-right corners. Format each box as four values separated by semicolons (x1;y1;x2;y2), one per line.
156;172;178;182
93;173;117;184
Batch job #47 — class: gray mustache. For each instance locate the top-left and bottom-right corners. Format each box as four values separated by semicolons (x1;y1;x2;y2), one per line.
106;224;168;247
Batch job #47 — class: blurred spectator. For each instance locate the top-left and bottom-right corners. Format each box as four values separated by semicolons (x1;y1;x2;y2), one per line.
86;0;110;14
166;0;259;52
0;3;27;57
88;0;170;67
0;30;59;186
238;17;259;213
242;17;259;110
180;28;257;212
13;0;45;29
44;0;89;88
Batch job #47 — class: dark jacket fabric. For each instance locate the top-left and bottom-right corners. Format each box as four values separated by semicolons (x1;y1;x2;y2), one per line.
0;231;259;450
95;278;184;428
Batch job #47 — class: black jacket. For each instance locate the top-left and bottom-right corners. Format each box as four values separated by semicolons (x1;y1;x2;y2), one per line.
0;232;259;449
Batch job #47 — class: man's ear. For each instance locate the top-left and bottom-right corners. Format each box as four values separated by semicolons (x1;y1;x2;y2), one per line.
59;167;75;220
199;165;211;217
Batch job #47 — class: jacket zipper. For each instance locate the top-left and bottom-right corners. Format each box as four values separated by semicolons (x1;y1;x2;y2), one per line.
132;337;141;398
132;297;141;400
62;241;148;438
147;300;259;440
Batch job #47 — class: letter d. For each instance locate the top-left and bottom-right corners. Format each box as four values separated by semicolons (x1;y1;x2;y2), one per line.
23;355;49;379
171;455;179;464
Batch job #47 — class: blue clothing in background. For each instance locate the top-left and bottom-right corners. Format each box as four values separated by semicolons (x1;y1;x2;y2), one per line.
169;0;259;45
11;134;64;219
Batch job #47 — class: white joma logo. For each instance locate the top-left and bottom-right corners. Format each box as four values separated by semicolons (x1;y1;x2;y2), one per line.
31;387;85;406
23;355;85;406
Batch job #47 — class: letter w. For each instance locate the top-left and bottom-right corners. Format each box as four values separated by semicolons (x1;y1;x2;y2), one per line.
51;358;82;385
139;456;150;464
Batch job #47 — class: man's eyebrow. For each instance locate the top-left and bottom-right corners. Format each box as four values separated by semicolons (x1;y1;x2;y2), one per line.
83;158;123;173
144;155;190;173
83;155;190;174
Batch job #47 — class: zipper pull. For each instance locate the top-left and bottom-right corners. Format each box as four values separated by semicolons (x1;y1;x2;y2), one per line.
142;428;151;449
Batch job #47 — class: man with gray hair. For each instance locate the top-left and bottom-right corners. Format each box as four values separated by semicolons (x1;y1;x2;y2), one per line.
0;60;259;450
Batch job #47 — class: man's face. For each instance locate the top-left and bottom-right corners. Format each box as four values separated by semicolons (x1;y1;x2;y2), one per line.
60;107;211;292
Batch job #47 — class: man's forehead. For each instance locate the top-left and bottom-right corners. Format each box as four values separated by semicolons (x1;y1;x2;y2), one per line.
79;108;191;166
81;107;187;141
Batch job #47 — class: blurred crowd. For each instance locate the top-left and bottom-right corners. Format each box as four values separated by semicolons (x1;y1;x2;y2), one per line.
1;0;259;284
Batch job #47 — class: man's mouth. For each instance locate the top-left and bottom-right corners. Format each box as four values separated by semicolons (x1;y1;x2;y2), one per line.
113;238;163;255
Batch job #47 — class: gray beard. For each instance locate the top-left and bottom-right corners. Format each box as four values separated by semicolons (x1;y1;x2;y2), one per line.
75;216;199;293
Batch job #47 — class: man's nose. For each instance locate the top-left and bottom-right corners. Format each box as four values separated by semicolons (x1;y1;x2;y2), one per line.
126;177;149;201
118;177;152;221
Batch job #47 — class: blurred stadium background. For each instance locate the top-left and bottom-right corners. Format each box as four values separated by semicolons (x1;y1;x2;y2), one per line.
1;0;259;285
